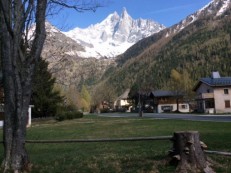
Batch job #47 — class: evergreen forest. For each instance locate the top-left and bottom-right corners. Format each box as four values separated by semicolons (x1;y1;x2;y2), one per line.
96;8;231;99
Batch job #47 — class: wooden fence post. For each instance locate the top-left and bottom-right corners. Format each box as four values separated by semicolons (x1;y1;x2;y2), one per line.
169;131;215;173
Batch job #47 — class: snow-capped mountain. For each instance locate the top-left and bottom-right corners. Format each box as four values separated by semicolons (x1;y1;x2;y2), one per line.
118;0;231;63
165;0;231;37
41;0;231;89
106;0;231;95
41;22;115;87
63;8;165;58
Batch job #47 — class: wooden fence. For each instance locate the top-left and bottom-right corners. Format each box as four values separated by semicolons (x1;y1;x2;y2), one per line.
25;136;172;143
0;135;231;157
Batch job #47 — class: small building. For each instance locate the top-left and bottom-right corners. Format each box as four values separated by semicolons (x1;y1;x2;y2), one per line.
0;104;33;128
0;85;33;127
150;90;190;113
127;90;152;113
193;72;231;114
114;89;131;112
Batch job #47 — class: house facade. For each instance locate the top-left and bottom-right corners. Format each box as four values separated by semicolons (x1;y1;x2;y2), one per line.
114;89;131;112
150;90;190;113
193;72;231;114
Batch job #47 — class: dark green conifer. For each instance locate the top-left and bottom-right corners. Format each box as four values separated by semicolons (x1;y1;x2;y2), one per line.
31;59;63;118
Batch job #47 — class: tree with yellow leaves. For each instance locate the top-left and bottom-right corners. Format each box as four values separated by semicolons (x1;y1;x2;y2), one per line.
170;69;194;112
80;85;91;112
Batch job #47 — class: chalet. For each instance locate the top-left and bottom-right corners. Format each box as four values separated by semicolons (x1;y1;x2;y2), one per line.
114;89;131;112
150;90;190;113
128;90;151;113
193;72;231;114
129;90;190;113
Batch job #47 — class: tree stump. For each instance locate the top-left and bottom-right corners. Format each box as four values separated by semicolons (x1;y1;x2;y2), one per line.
169;131;214;173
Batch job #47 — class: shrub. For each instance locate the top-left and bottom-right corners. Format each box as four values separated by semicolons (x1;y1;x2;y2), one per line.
55;114;65;121
55;105;83;121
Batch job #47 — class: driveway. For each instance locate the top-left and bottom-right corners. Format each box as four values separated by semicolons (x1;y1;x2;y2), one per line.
99;112;231;122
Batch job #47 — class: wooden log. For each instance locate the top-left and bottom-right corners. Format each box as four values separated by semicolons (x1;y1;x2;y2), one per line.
170;131;215;173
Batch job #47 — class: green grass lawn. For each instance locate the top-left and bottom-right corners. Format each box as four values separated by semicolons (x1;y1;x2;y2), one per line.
0;114;231;173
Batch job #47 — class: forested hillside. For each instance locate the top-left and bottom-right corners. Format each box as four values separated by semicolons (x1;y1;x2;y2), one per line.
97;5;231;97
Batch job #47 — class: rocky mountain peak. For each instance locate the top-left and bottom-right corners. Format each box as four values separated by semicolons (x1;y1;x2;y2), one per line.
111;11;120;21
121;7;131;20
63;8;165;58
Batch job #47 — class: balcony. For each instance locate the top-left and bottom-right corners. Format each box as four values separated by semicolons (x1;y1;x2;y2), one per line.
196;93;214;100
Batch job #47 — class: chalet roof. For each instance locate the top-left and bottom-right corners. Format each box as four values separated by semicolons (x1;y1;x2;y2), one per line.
193;73;231;91
117;89;130;100
150;90;178;97
200;77;231;86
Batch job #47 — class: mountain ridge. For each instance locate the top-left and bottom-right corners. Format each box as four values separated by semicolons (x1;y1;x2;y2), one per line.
63;8;165;58
42;0;231;97
41;8;166;88
116;0;231;65
98;0;231;96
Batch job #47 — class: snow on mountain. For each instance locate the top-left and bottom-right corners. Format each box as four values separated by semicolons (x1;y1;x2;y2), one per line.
197;0;230;17
216;0;230;16
41;21;84;71
63;8;165;58
41;22;114;87
165;0;231;37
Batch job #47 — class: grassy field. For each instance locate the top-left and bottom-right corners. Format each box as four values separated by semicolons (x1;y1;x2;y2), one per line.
0;114;231;173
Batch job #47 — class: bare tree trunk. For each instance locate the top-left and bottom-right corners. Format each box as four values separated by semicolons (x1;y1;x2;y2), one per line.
1;45;32;171
0;0;100;172
169;131;214;173
2;81;31;172
176;97;179;112
0;0;47;172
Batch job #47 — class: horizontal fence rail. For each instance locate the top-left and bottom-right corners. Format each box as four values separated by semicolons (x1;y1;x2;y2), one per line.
204;150;231;156
0;136;172;144
1;136;231;157
25;136;173;143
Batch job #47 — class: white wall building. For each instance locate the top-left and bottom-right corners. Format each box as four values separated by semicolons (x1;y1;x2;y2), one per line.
193;72;231;114
157;103;190;113
114;89;131;112
0;104;33;128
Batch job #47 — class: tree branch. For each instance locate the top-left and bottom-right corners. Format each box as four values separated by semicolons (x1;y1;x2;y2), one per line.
50;0;102;12
0;0;14;38
29;0;47;64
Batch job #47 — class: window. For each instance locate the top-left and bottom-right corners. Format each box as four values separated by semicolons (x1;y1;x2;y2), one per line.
161;106;173;112
224;89;229;94
181;105;188;109
205;100;215;108
225;100;230;108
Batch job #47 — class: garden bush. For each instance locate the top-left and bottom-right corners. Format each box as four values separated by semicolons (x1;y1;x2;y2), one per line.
55;105;83;121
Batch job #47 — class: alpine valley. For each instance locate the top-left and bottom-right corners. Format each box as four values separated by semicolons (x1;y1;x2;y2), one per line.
42;8;165;88
43;0;231;99
95;0;231;96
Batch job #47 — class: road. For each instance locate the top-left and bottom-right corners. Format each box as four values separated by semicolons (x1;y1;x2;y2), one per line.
99;112;231;122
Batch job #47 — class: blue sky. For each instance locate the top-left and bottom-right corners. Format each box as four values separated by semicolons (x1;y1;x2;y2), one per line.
48;0;212;31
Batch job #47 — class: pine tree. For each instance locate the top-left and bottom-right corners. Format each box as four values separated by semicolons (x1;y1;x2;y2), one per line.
31;59;63;118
